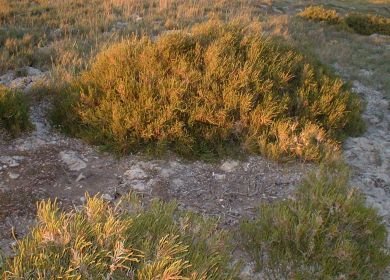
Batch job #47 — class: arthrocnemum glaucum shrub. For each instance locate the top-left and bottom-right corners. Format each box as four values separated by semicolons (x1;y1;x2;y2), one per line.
0;85;32;137
240;162;390;279
345;13;390;36
52;20;363;161
1;193;237;279
297;6;341;24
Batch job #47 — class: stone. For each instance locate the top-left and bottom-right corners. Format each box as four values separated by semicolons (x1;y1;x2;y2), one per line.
8;172;20;180
0;156;23;167
59;151;87;171
76;173;86;182
124;165;148;180
220;160;239;173
101;193;114;201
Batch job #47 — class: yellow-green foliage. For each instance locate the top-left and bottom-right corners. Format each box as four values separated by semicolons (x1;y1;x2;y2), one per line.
298;6;341;24
0;85;32;136
52;21;363;161
240;163;390;279
345;13;390;35
1;193;237;279
299;6;390;36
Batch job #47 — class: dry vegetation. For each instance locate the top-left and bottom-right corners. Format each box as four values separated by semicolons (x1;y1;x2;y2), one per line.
0;0;389;279
0;86;32;136
51;21;363;161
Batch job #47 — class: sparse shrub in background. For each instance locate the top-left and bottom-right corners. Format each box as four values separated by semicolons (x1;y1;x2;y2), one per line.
299;6;390;36
0;86;32;137
345;13;390;36
1;193;237;279
52;20;363;161
297;6;341;24
240;162;390;279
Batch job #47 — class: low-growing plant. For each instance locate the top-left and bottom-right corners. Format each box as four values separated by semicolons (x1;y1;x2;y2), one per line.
0;85;32;137
298;6;341;24
299;6;390;36
345;13;390;36
1;193;237;279
240;162;390;279
52;20;363;161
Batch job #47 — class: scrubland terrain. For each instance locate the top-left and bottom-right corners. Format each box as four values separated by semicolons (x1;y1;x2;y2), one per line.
0;0;390;279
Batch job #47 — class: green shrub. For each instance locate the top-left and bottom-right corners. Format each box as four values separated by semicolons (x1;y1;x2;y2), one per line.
0;85;32;136
240;163;390;279
1;193;237;279
345;13;390;36
298;6;341;24
52;20;363;161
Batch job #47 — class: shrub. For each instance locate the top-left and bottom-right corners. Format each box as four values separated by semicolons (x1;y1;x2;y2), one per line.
1;193;237;279
240;163;390;279
0;85;32;136
345;13;390;36
52;20;363;161
298;6;341;24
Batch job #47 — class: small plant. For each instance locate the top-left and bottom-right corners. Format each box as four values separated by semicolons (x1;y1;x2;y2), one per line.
0;85;32;137
52;20;363;161
240;162;390;279
1;193;237;279
345;13;390;36
298;6;341;24
299;6;390;36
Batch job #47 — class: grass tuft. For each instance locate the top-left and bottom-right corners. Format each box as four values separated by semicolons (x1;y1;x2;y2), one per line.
51;20;363;161
1;193;237;279
240;162;390;279
0;85;32;137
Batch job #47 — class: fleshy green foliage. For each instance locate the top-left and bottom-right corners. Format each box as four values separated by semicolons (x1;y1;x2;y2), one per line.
299;6;390;36
298;6;341;24
0;85;32;136
1;193;237;279
52;21;363;161
240;163;390;279
345;13;390;35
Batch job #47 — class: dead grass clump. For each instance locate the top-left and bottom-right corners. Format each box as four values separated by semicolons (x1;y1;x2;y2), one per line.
52;21;363;161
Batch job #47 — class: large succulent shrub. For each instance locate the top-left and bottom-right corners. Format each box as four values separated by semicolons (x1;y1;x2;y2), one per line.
52;20;363;160
240;163;390;279
1;193;237;279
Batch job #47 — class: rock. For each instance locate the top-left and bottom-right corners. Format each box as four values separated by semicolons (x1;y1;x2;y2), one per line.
0;72;15;84
76;173;86;182
9;77;31;90
220;160;239;173
80;196;86;203
213;173;226;180
0;156;23;167
101;193;114;201
24;67;42;76
59;151;87;171
131;180;148;191
124;165;148;180
8;172;20;180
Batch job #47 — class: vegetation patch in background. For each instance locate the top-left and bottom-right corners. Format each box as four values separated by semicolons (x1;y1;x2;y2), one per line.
0;85;32;137
298;5;390;36
1;193;237;279
52;21;363;161
240;162;390;279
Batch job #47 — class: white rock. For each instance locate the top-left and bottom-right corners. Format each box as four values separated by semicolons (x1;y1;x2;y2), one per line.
0;156;22;167
59;151;87;171
101;193;114;201
8;172;20;180
220;160;239;173
131;180;148;191
76;173;86;182
25;66;42;76
124;165;148;180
